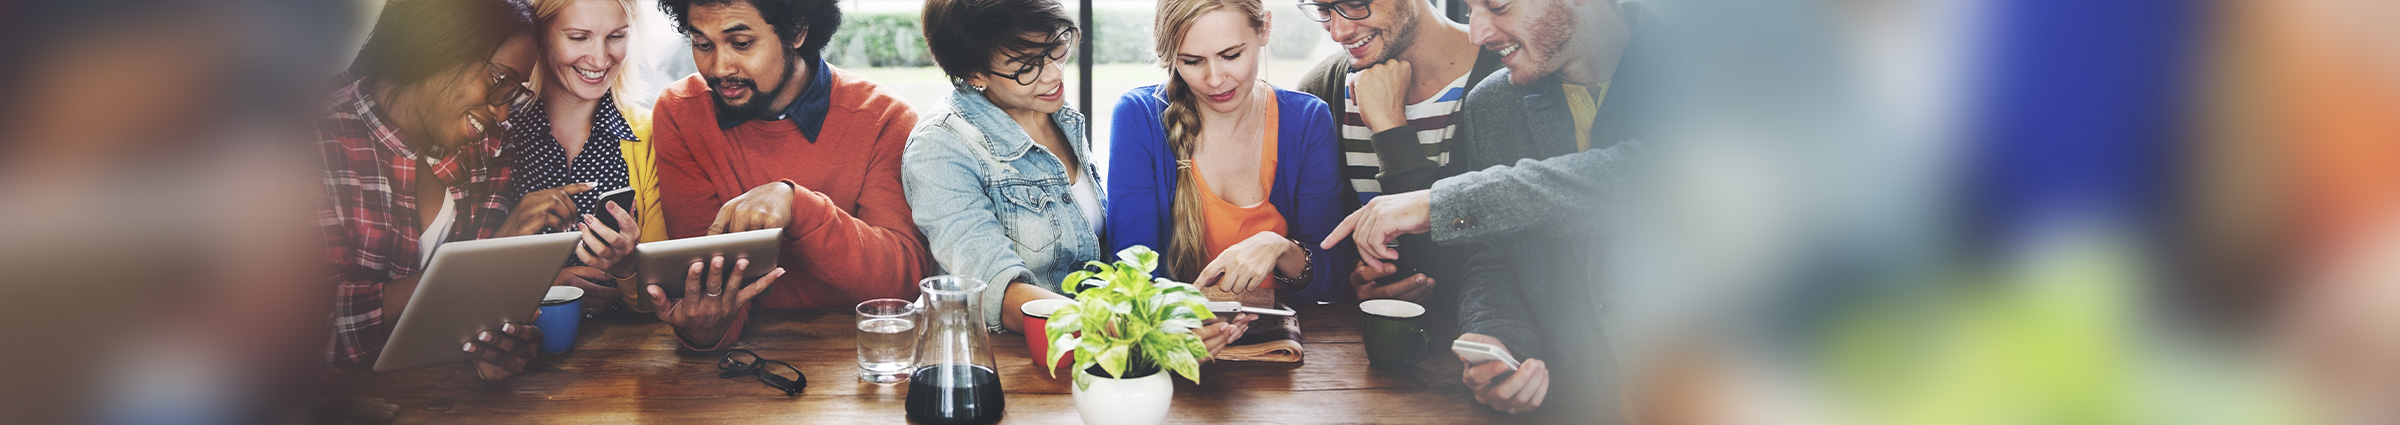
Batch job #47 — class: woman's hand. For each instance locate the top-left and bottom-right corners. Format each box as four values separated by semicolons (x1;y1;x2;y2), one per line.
709;181;795;235
500;182;596;237
1196;232;1305;294
552;265;624;316
1191;313;1257;361
575;200;640;276
647;256;784;348
462;315;543;381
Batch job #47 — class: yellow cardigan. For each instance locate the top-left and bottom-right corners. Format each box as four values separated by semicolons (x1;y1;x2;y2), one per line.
616;107;669;313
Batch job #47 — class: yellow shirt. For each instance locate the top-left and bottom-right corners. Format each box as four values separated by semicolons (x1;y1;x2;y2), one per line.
1561;81;1612;151
614;106;668;313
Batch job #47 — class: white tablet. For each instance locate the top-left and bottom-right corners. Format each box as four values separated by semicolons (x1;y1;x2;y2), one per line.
632;228;782;298
374;232;582;372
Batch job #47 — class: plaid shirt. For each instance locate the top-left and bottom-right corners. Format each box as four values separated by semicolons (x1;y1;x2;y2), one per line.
315;77;516;374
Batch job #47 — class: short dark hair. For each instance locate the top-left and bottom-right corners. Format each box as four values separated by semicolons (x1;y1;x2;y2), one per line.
352;0;536;85
657;0;844;59
921;0;1076;82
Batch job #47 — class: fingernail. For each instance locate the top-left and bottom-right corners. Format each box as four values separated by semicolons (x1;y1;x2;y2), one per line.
502;323;515;332
463;342;476;352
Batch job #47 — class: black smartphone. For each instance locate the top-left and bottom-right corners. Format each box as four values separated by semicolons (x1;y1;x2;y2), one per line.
593;186;637;232
1372;241;1421;285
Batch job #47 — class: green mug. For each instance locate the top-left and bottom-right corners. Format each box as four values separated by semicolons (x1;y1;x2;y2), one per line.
1360;299;1430;369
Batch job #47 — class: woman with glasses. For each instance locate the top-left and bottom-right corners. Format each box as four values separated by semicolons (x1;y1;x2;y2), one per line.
903;0;1250;353
1107;0;1353;308
497;0;661;315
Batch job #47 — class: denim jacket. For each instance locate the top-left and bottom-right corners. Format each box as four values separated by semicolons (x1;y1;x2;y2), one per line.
902;84;1103;331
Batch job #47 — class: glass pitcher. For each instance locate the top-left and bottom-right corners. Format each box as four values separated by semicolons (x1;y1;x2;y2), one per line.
904;275;1004;424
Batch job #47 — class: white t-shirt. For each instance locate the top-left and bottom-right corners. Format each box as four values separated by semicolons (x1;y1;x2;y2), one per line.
418;193;457;269
1070;171;1103;235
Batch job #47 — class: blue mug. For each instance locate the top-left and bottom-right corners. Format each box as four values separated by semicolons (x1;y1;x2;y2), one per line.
536;286;585;354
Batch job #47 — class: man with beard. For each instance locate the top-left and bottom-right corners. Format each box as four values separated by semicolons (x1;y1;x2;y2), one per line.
1323;0;1659;418
1293;0;1502;309
647;0;928;350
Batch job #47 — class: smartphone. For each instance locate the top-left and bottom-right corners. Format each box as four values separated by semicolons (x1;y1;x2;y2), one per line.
1451;339;1521;370
1205;301;1296;317
593;186;636;232
1372;240;1421;285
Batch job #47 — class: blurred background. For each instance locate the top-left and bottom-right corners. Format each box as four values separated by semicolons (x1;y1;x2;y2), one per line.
4;0;2398;423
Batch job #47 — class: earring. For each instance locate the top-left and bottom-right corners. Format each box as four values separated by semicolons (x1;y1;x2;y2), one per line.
973;85;987;91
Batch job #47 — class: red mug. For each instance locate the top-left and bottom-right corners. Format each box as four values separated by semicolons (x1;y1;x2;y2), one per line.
1021;299;1076;373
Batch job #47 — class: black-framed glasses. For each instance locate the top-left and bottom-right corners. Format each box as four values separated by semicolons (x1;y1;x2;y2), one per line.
1298;0;1375;22
981;28;1078;86
483;62;537;111
718;349;808;396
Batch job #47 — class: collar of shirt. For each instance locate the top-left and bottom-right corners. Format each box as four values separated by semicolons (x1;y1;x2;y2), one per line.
518;93;640;146
717;55;833;142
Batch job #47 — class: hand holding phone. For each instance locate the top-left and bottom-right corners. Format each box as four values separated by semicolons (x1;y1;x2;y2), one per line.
1452;339;1521;371
593;187;637;232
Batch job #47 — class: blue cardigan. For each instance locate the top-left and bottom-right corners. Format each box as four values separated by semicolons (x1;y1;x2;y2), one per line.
1105;84;1355;304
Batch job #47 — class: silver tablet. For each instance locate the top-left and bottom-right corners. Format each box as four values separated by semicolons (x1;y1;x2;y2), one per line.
632;228;782;298
373;231;582;372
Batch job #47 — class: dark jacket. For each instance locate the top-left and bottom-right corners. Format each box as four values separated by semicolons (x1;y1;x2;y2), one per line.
1447;2;1661;421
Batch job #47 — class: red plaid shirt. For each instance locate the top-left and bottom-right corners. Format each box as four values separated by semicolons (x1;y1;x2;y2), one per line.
315;78;516;374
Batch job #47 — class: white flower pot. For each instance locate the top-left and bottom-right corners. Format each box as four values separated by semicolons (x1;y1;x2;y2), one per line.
1070;368;1174;425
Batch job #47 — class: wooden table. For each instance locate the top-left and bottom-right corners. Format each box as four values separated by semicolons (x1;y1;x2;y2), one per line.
332;302;1543;424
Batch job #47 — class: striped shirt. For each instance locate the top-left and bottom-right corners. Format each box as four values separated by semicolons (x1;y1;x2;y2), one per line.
1340;73;1471;202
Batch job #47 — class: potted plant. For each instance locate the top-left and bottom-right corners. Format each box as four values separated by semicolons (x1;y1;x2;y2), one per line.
1042;246;1216;425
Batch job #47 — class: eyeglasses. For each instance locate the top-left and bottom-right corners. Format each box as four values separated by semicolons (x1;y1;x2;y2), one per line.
718;349;808;396
483;63;537;111
981;28;1078;86
1298;0;1375;22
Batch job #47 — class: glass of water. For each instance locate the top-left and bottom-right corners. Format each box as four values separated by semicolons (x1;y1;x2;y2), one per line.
855;298;918;384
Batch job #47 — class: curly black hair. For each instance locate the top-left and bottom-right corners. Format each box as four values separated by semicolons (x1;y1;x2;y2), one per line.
657;0;844;59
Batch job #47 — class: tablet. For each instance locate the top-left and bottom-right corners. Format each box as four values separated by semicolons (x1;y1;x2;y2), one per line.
373;232;582;372
633;228;782;298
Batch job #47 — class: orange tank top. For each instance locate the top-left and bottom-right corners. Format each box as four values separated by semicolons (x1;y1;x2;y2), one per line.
1192;94;1287;288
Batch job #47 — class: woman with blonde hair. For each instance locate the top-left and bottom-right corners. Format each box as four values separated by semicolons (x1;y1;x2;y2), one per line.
501;0;664;314
1107;0;1353;307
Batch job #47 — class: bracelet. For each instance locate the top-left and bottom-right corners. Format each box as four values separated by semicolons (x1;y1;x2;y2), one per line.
1274;238;1314;288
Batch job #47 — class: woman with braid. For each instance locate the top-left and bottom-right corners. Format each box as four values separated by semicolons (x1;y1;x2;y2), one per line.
1105;0;1354;359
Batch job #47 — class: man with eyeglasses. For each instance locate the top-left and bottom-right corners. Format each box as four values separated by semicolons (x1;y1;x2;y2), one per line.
645;0;930;352
315;0;568;386
1295;0;1502;308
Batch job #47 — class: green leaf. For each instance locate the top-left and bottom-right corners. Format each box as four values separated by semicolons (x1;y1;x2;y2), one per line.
1044;333;1080;379
1096;344;1131;379
1118;246;1159;273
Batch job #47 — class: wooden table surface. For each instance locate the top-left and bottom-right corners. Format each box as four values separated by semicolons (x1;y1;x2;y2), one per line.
332;301;1543;424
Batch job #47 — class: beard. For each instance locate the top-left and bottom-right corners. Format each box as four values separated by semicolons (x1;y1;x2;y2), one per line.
706;51;799;123
1507;0;1581;85
1372;2;1421;65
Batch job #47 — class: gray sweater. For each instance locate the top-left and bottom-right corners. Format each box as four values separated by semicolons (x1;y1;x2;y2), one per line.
1443;3;1660;418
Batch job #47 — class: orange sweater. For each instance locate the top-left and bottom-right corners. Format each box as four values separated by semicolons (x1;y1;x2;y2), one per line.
651;69;929;349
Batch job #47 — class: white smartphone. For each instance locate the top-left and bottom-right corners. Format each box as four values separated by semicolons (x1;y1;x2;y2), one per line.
1451;339;1521;370
1205;301;1296;317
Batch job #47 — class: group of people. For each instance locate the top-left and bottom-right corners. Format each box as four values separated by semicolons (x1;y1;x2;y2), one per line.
317;0;1647;419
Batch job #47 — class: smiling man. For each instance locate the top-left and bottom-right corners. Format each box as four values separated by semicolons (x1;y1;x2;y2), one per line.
1320;0;1661;418
1293;0;1502;308
647;0;929;351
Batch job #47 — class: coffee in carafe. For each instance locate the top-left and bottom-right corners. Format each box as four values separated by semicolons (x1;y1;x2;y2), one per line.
903;275;1004;424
